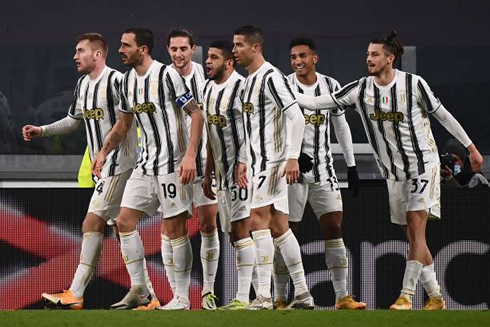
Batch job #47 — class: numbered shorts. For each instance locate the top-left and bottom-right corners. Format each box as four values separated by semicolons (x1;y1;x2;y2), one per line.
121;169;193;219
251;163;288;215
88;169;132;225
387;163;441;225
192;176;218;208
288;179;343;223
217;183;252;233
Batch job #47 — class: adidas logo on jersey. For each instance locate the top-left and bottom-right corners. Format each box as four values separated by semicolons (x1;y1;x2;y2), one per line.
207;114;227;127
132;102;156;114
370;108;404;123
84;108;104;120
304;114;326;126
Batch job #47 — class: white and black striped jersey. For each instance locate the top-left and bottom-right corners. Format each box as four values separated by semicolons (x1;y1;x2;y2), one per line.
242;62;297;176
69;66;137;178
332;69;440;180
288;72;343;183
181;62;208;178
119;60;194;176
203;70;247;189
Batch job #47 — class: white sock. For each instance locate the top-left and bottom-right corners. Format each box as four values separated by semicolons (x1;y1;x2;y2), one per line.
69;232;103;298
161;234;176;295
119;230;148;293
401;260;423;301
200;230;220;296
252;229;274;298
420;263;442;299
234;237;255;303
274;229;309;297
325;238;348;302
171;235;193;300
272;246;289;301
251;262;259;296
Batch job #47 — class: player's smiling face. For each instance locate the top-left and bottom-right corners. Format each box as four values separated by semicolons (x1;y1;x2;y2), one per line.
290;45;318;79
118;33;142;67
73;40;96;74
205;47;229;81
366;43;393;76
232;35;253;66
168;37;195;70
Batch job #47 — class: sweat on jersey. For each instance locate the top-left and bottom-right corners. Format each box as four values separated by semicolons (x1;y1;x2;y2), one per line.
69;66;137;178
119;60;194;176
203;70;248;189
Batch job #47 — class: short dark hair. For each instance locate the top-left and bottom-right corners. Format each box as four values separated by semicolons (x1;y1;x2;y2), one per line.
167;28;195;47
289;37;317;53
76;33;108;57
209;40;235;66
234;25;264;47
124;27;154;54
370;31;404;64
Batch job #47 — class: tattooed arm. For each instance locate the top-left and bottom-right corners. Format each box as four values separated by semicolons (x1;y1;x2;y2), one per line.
179;99;204;184
92;112;134;178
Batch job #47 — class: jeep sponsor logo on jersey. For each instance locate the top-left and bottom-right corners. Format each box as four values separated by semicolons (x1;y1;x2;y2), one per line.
370;108;404;123
304;113;326;126
132;102;157;114
207;113;227;127
84;108;104;120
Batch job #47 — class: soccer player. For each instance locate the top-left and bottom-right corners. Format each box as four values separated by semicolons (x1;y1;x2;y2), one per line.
92;27;204;311
22;33;139;310
201;40;255;310
294;31;483;310
233;25;314;310
165;28;220;310
271;36;366;310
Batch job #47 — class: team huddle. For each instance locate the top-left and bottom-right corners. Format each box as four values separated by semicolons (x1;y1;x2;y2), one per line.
22;26;483;311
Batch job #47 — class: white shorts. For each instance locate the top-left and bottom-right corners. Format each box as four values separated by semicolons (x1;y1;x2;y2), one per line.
88;169;132;225
288;180;343;223
250;163;288;215
217;183;252;233
121;169;193;219
192;176;218;208
387;163;441;225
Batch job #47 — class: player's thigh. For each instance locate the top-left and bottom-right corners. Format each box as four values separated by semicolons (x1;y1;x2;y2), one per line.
120;169;160;218
308;181;343;219
288;182;309;223
250;163;289;215
157;172;193;220
407;164;441;221
88;169;133;226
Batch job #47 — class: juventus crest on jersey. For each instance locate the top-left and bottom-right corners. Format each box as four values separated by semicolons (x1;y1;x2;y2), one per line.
181;62;208;178
334;69;439;180
69;66;137;178
288;72;342;183
241;62;297;175
203;70;247;189
119;60;193;176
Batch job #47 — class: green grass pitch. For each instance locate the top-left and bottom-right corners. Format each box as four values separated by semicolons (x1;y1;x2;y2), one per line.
1;310;489;327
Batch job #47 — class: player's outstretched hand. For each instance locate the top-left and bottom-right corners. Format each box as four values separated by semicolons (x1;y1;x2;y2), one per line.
347;166;360;197
92;153;106;179
202;175;216;200
298;152;314;173
283;159;300;185
235;162;248;189
22;125;42;141
179;154;196;185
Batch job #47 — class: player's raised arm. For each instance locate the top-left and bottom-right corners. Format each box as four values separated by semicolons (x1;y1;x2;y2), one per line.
22;116;81;141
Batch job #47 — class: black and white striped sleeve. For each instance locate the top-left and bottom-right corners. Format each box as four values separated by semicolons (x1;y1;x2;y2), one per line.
67;76;84;120
266;73;297;112
416;76;442;114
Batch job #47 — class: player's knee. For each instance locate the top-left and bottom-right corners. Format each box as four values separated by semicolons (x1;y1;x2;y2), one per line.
82;213;105;233
199;217;217;233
